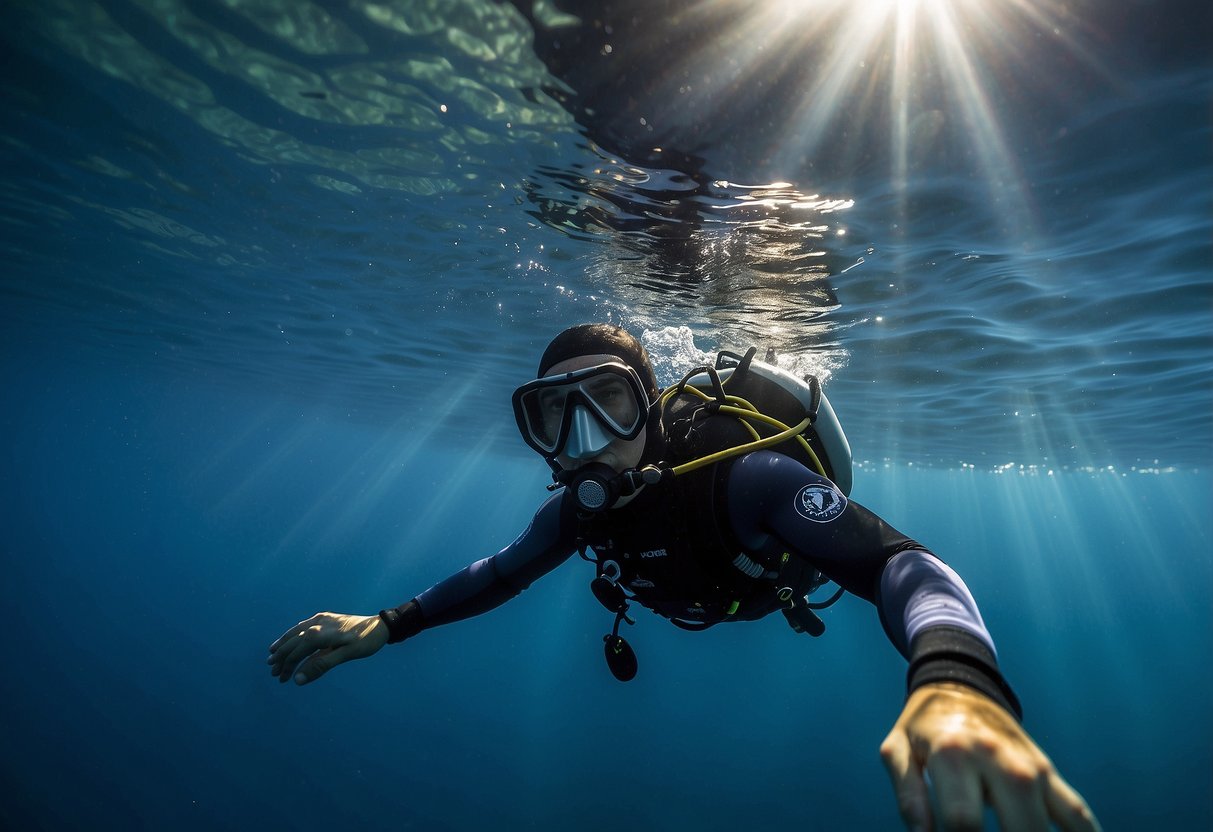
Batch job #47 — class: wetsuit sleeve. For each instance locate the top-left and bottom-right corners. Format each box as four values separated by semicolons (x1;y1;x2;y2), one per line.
725;450;923;603
377;491;578;643
881;551;1022;717
878;549;995;658
726;451;1021;718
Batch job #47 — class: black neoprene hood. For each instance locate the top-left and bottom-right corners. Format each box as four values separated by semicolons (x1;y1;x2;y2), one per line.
537;323;660;402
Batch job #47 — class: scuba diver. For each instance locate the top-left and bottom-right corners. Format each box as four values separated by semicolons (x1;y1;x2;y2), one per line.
268;323;1101;832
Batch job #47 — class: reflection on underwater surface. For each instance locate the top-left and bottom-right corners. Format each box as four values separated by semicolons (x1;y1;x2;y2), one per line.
1;0;1210;469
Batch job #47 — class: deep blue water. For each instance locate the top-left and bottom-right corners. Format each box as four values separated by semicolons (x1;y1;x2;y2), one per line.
2;1;1211;830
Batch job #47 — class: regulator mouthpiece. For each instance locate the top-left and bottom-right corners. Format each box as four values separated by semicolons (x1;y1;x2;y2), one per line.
562;462;621;512
557;463;666;513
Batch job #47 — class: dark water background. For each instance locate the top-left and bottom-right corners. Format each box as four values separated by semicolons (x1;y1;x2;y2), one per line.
2;0;1211;829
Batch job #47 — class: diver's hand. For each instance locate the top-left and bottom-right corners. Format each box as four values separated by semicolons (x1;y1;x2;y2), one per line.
267;612;388;685
880;682;1100;832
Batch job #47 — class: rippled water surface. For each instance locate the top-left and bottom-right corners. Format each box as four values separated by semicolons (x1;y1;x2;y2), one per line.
4;0;1209;469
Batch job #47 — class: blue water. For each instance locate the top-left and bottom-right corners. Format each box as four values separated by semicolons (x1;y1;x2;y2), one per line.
2;1;1211;830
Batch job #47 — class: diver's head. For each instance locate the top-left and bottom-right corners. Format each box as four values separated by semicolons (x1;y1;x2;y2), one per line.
535;324;660;404
512;324;660;509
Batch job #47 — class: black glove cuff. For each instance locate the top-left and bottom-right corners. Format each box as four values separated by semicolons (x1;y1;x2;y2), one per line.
906;626;1023;721
378;599;425;645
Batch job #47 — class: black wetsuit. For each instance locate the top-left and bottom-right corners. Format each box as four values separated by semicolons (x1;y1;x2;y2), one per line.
383;450;1022;716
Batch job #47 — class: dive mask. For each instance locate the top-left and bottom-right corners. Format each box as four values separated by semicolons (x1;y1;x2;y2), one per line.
512;362;650;459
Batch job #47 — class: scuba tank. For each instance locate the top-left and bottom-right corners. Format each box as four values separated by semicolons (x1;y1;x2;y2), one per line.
662;347;852;496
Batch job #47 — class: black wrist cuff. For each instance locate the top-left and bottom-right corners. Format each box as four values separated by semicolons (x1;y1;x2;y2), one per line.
378;599;425;645
906;626;1023;721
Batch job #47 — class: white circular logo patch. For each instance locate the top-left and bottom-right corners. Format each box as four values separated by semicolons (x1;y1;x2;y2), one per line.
793;482;847;523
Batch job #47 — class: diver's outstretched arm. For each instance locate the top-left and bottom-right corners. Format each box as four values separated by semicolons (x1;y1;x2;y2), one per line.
725;450;1098;829
267;492;576;686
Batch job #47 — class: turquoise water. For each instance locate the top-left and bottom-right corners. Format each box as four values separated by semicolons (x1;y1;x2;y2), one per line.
2;1;1211;829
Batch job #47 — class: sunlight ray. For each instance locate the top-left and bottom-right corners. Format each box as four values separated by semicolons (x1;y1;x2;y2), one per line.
262;373;487;562
642;0;1111;241
371;422;522;590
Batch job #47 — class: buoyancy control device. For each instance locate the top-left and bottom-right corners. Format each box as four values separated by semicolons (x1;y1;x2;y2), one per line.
584;347;854;681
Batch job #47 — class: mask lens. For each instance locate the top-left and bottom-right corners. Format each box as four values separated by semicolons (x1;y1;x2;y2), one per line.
534;387;567;448
517;386;566;452
513;363;648;457
582;375;641;433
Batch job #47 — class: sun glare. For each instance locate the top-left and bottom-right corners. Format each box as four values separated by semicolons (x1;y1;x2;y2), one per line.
659;0;1103;234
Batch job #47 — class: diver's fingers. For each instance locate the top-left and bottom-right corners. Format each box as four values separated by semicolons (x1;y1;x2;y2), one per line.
268;613;320;659
293;643;357;685
268;631;290;654
1045;771;1102;832
268;617;313;654
297;615;389;684
270;635;317;683
267;612;384;685
985;763;1049;832
924;746;984;832
268;619;329;682
880;728;933;830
